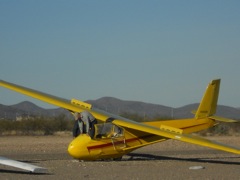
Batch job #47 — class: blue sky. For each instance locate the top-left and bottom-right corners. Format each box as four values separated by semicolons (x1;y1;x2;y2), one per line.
0;0;240;108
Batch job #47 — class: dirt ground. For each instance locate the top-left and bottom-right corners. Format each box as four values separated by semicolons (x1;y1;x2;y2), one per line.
1;135;240;180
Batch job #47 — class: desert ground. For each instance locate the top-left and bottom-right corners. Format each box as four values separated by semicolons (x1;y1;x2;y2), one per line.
0;134;240;180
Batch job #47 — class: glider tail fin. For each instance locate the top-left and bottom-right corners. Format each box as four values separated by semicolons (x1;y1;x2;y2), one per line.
195;79;220;119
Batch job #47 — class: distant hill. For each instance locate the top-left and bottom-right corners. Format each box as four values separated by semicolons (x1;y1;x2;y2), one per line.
0;97;240;120
87;97;172;119
0;101;71;120
88;97;240;120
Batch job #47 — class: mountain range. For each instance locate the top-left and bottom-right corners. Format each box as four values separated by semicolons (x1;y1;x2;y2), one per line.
0;97;240;120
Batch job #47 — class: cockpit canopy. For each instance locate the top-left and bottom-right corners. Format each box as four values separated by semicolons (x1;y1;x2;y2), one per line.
94;123;124;139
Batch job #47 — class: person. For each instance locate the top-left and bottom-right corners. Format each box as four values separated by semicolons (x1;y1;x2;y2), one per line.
72;112;84;138
80;111;97;138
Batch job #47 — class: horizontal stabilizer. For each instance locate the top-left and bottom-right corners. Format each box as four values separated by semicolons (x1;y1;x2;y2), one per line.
209;116;239;123
0;156;47;173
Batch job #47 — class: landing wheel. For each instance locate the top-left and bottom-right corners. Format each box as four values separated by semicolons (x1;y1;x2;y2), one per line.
113;156;122;161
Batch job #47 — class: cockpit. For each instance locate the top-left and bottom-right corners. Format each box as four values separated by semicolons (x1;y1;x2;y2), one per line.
93;123;124;139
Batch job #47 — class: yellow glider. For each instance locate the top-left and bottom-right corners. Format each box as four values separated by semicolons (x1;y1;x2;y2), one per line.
0;79;239;161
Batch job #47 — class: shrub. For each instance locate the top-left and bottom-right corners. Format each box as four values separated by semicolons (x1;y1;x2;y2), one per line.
0;114;74;136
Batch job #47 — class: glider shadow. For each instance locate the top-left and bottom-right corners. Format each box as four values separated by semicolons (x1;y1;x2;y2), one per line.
125;152;240;165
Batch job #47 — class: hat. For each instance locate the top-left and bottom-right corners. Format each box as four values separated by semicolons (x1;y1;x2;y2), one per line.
74;112;80;120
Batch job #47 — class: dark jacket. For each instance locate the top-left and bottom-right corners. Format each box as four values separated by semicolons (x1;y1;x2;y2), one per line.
72;120;80;137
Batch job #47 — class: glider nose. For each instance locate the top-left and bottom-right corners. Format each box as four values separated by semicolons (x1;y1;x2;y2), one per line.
68;134;91;159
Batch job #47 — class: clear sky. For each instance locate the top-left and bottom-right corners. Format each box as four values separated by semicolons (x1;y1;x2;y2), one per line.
0;0;240;108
